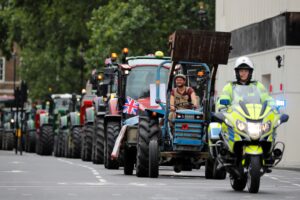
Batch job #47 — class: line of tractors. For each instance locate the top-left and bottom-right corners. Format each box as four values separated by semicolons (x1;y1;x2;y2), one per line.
0;30;230;177
0;30;288;193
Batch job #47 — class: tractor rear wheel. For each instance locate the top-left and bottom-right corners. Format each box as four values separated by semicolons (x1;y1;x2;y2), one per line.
39;125;54;155
124;146;135;175
26;131;36;153
104;121;120;169
71;127;81;158
81;124;93;161
136;116;150;177
149;140;159;178
93;117;104;164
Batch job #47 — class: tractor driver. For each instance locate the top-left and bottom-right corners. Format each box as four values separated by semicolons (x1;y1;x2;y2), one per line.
168;74;198;127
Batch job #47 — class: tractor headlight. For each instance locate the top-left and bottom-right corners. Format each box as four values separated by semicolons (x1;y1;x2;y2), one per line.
194;115;203;120
247;122;261;140
236;120;247;132
176;113;185;119
261;121;271;133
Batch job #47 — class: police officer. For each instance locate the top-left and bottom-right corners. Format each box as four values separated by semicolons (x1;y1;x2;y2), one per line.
217;56;274;110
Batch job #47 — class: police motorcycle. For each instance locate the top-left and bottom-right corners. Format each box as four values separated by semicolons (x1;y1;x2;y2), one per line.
208;84;289;193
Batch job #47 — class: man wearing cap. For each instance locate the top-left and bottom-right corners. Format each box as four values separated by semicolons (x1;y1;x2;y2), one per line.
168;74;198;130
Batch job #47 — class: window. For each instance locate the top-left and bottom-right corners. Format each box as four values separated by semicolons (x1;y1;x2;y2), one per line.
262;74;271;93
0;57;5;81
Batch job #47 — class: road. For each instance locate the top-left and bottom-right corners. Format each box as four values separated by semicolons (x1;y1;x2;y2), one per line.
0;150;300;200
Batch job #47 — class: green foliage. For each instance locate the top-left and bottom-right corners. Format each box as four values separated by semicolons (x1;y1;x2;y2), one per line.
86;0;215;65
0;0;215;100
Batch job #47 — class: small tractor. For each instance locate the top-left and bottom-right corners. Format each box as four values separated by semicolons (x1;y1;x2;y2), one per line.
135;30;231;178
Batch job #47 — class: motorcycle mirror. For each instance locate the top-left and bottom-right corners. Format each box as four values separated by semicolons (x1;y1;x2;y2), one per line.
280;114;289;124
220;99;230;106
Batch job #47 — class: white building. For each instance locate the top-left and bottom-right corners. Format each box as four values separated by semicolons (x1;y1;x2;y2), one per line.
215;0;300;168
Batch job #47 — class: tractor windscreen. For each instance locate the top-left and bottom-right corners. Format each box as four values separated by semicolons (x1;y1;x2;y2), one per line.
126;66;169;100
54;98;70;110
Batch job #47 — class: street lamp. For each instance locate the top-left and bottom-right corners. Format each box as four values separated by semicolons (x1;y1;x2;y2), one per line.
198;1;209;30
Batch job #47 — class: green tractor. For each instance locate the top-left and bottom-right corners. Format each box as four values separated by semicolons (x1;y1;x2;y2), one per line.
52;94;75;157
0;108;15;150
24;106;37;153
61;93;82;158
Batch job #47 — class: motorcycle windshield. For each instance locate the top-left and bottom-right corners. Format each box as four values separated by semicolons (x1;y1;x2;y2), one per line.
126;66;169;100
232;85;262;106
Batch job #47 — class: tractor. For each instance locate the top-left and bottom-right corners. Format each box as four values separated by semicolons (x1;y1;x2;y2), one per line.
106;51;171;173
0;108;15;150
52;94;76;157
60;93;82;158
135;30;231;178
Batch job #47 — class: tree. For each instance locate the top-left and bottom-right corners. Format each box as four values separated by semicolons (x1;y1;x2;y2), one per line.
86;0;215;65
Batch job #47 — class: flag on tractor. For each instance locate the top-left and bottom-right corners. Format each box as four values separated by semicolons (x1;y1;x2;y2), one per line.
123;97;139;115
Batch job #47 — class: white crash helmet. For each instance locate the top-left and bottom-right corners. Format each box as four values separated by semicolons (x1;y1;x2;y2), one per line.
234;56;254;82
234;56;254;70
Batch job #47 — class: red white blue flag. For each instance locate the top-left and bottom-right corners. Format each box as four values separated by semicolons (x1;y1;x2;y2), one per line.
123;97;139;115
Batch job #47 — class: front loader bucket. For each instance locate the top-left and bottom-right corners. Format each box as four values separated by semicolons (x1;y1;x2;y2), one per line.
168;30;231;65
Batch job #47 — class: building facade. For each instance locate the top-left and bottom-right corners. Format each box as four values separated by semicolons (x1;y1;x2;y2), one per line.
215;0;300;168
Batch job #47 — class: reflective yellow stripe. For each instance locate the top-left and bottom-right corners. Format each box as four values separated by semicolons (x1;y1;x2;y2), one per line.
244;145;263;155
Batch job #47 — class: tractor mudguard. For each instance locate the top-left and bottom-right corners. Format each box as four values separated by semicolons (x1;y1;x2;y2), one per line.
104;115;121;127
60;115;68;129
85;107;95;124
145;109;165;118
39;113;49;127
94;96;106;116
208;122;222;140
27;119;36;131
69;112;81;127
244;145;263;155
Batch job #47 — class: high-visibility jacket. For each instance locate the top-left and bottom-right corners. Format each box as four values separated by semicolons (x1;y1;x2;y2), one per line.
216;81;274;111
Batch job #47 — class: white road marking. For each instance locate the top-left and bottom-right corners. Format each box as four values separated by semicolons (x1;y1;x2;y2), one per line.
129;182;147;187
0;170;25;173
22;193;32;196
57;158;107;184
270;176;278;180
293;184;300;187
11;161;23;164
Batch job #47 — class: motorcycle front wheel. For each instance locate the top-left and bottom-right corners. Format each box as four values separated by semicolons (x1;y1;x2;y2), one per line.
247;155;261;193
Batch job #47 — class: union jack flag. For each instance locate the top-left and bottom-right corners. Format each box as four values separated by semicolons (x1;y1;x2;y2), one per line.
123;97;139;115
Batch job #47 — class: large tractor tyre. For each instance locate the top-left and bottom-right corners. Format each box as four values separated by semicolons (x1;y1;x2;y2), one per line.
0;131;3;150
104;121;120;169
136;116;159;177
26;131;36;153
124;147;135;175
149;140;159;178
81;124;93;161
39;126;54;155
71;127;81;158
205;157;214;179
93;117;105;164
5;132;14;151
53;135;60;157
247;156;261;193
64;134;70;158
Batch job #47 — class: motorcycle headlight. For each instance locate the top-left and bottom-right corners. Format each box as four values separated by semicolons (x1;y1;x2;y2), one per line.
261;121;271;133
236;120;247;132
247;122;261;140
